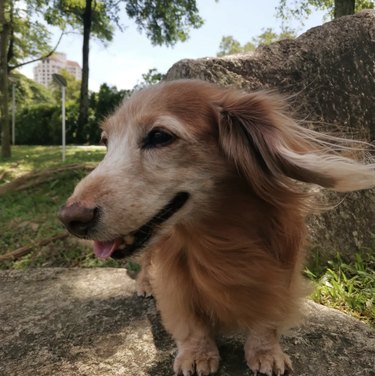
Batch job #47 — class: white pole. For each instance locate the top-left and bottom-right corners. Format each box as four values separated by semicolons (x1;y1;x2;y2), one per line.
12;83;15;145
62;86;66;162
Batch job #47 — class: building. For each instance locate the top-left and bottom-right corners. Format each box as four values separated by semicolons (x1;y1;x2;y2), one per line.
33;52;82;86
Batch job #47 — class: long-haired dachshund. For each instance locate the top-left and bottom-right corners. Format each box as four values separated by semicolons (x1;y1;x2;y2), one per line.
59;80;375;375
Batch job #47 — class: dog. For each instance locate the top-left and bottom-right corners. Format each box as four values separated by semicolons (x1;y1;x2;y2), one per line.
58;80;375;375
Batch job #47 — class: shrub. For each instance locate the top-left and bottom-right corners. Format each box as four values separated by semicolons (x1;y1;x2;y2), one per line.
16;102;80;145
16;104;59;145
14;78;131;145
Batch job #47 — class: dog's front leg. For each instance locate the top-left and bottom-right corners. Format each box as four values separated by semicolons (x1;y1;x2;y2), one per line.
136;250;153;297
155;288;220;375
244;327;292;376
173;330;220;376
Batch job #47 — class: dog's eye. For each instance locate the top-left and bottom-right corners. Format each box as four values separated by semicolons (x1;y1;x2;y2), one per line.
100;135;108;147
142;129;175;149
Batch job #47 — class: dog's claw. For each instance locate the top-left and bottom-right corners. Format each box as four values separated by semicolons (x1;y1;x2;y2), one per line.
246;348;291;375
135;276;153;297
137;290;152;298
174;344;219;376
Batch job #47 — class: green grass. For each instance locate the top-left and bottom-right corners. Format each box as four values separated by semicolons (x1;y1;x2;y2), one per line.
1;146;374;327
0;145;126;269
306;252;375;327
0;145;106;183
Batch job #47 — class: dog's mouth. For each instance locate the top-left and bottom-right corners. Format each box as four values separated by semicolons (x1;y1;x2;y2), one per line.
93;192;190;259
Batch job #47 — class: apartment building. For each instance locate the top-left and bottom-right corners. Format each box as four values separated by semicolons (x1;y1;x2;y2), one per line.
33;52;82;86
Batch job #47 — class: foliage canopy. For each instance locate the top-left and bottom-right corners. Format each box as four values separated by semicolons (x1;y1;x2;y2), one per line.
217;28;296;57
6;0;53;71
276;0;374;24
125;0;204;46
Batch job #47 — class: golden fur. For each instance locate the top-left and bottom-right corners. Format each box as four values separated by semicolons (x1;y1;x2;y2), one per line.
60;80;375;375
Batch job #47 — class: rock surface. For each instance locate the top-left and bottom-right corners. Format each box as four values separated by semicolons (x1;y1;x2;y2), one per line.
1;268;374;376
166;11;375;257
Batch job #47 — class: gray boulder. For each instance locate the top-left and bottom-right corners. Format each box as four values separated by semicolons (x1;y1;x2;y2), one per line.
0;268;374;376
166;11;375;258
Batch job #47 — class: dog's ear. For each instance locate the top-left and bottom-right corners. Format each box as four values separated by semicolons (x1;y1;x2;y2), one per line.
216;90;375;202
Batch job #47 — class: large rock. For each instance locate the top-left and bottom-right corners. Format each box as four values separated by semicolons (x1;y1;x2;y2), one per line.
166;11;375;257
0;268;374;376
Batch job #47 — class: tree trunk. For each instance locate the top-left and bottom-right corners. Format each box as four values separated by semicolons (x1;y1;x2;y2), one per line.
76;0;92;144
334;0;355;18
0;0;11;158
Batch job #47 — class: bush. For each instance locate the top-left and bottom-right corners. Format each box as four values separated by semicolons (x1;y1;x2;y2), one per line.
15;80;131;145
16;102;80;145
82;84;131;144
16;104;59;145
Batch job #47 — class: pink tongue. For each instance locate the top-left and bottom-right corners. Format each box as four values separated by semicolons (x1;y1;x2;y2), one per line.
93;239;122;259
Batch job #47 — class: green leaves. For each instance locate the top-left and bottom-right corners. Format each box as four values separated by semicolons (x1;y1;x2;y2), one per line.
7;0;52;69
47;0;115;42
51;69;81;104
125;0;204;46
217;36;254;57
11;71;55;106
276;0;374;25
45;0;205;46
217;28;296;57
306;252;375;327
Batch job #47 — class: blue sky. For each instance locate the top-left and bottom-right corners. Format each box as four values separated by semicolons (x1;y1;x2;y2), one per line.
20;0;326;91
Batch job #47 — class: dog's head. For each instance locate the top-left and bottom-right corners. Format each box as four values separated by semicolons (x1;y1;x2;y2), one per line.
58;80;375;258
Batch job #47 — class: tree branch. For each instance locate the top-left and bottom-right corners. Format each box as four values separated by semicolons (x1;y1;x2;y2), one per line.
8;29;65;71
0;163;97;196
0;233;69;262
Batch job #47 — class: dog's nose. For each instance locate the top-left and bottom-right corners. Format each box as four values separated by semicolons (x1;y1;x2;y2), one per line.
58;203;98;236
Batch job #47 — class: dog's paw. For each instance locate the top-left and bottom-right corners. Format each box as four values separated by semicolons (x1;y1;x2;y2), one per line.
245;346;292;376
173;347;220;375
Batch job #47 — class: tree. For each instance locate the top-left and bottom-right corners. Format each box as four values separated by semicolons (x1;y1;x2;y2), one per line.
125;0;204;46
90;83;130;120
133;68;166;90
86;83;131;143
0;0;62;158
334;0;355;17
140;68;165;86
77;0;93;144
254;28;296;45
13;71;55;106
47;0;115;144
0;0;11;157
51;69;81;104
217;36;255;57
217;28;296;57
276;0;374;24
49;0;204;144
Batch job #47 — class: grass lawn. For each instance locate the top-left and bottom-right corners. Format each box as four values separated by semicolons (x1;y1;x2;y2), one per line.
0;145;374;327
0;145;124;269
0;145;105;182
306;252;375;327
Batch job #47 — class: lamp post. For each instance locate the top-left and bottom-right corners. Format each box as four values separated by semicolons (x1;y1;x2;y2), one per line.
8;76;17;145
52;74;67;161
